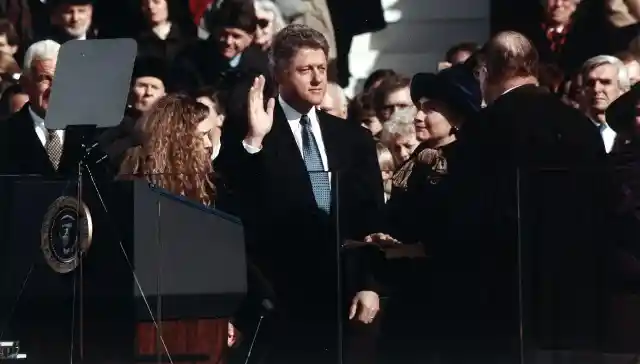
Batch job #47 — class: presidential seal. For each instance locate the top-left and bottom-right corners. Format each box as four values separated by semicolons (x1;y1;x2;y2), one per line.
41;196;93;274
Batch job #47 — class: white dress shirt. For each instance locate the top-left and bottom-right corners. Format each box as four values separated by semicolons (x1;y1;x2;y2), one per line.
242;96;331;179
29;107;64;147
592;120;616;153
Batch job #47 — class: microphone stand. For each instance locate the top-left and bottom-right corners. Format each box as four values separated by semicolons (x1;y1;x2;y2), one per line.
243;300;273;364
67;125;104;363
334;172;344;364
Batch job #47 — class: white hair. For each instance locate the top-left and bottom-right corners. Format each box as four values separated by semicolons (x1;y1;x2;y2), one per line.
380;107;417;144
581;55;631;91
327;82;347;108
254;0;287;33
23;39;60;76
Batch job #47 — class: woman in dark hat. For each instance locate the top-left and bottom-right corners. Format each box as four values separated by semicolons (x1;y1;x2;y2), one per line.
386;63;482;244
379;63;482;363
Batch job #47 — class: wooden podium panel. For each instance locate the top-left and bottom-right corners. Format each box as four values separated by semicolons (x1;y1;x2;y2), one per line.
137;319;228;364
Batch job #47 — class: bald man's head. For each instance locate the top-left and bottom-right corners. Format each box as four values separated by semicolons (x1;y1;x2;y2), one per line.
480;31;539;102
320;82;348;119
483;31;538;83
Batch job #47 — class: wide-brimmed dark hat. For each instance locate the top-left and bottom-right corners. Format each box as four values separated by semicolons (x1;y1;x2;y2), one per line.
606;82;640;134
410;63;482;120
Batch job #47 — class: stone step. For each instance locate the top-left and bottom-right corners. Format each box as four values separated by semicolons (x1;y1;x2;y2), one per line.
366;19;489;54
344;0;490;97
345;51;444;96
349;51;443;79
382;0;489;21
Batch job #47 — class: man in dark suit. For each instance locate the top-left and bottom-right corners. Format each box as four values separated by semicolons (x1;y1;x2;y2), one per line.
217;24;390;364
44;0;98;43
174;0;272;121
0;39;104;177
437;31;613;363
507;0;607;76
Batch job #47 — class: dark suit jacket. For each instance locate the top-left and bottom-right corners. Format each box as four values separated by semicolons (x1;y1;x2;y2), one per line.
216;104;384;311
0;104;107;178
172;43;273;120
135;23;196;64
442;84;611;356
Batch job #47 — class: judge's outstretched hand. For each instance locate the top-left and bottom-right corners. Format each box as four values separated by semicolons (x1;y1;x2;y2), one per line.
245;75;275;148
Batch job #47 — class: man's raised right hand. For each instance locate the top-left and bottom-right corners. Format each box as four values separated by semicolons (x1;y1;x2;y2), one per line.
244;75;275;148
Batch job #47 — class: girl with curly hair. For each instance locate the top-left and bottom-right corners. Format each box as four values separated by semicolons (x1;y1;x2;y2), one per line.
119;93;216;205
120;93;232;363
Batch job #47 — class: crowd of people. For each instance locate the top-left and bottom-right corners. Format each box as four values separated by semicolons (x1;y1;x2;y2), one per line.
1;0;640;363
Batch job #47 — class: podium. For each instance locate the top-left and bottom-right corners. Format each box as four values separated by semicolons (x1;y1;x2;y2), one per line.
0;176;247;363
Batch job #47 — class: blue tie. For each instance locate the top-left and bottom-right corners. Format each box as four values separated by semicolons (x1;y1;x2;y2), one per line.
300;114;331;213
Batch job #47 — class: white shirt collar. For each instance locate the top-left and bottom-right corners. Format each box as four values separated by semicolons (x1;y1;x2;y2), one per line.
277;95;329;171
278;95;318;122
501;84;526;96
229;53;242;68
29;106;45;127
591;120;617;153
211;142;221;161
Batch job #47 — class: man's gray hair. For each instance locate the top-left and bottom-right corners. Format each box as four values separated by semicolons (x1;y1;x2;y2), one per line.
255;0;287;33
581;55;631;91
327;82;347;108
380;107;417;145
23;39;60;76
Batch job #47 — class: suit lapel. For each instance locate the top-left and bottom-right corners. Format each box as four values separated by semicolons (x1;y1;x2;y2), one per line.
15;106;57;174
316;110;341;174
316;111;344;211
268;104;322;206
269;104;304;166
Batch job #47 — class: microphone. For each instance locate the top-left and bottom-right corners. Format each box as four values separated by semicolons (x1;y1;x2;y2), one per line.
261;298;274;313
247;263;276;315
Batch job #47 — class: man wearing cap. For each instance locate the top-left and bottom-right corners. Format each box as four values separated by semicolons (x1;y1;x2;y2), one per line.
46;0;97;43
127;56;168;120
176;0;271;122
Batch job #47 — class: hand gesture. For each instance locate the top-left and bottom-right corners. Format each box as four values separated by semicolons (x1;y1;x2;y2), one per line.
227;321;241;347
349;290;380;324
364;232;401;247
246;75;275;147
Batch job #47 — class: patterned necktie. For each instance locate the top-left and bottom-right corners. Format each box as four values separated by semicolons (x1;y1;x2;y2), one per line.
300;114;331;213
46;129;63;169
